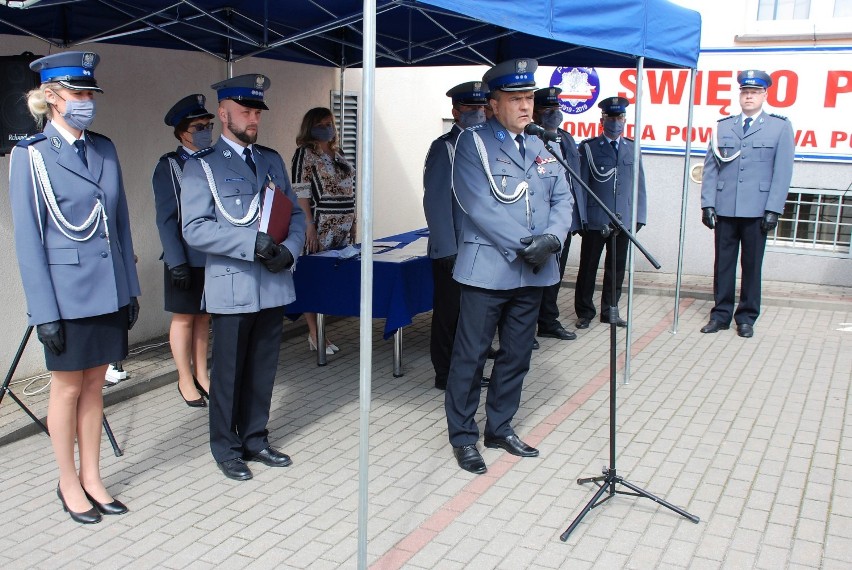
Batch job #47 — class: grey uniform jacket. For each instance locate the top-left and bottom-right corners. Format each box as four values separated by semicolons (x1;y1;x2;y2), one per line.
423;124;464;259
8;122;141;326
579;135;647;231
557;128;587;234
180;138;307;315
152;147;206;269
701;113;795;217
450;118;574;290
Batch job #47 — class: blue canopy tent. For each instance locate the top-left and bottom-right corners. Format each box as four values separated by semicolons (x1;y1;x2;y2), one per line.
0;1;700;564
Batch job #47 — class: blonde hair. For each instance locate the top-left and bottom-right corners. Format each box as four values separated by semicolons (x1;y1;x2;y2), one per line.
26;82;60;129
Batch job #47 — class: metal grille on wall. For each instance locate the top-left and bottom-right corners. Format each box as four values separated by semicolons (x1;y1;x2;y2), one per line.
769;186;852;257
331;90;358;173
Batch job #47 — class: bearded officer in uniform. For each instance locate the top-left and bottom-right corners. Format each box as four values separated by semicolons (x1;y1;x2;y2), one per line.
574;96;647;330
423;81;488;391
445;58;573;475
180;74;306;481
699;70;794;338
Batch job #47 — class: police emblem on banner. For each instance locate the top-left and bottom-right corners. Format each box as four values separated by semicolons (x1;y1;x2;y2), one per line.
550;67;600;115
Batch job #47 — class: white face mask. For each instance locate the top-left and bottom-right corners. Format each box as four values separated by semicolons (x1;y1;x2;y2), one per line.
459;108;486;128
53;92;96;131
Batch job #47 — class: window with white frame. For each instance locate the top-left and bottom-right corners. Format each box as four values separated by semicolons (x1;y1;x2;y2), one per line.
768;186;852;256
758;0;811;20
744;0;852;37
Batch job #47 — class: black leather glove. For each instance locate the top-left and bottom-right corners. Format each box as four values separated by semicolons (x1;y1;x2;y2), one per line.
128;297;139;330
761;211;779;234
169;263;191;290
702;207;716;229
255;232;277;260
519;234;561;267
262;244;294;273
36;321;64;356
436;254;456;273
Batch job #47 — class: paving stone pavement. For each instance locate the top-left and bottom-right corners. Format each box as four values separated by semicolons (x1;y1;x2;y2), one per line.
0;272;850;569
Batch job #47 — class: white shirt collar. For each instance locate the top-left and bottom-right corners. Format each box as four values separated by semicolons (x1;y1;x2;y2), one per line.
50;121;84;145
743;111;762;125
220;133;253;157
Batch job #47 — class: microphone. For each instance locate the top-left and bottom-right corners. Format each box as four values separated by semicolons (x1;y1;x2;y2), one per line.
524;122;561;143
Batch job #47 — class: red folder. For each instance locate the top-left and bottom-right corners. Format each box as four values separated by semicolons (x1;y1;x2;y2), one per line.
259;179;293;244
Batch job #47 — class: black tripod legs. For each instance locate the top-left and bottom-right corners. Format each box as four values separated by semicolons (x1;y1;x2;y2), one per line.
560;468;700;541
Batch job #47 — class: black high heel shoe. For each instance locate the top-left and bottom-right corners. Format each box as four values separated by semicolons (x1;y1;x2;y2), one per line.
178;383;206;407
193;376;209;400
83;489;128;515
57;485;101;524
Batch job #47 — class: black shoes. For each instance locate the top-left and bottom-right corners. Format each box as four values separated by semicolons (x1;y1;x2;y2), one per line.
178;383;206;408
700;319;730;333
218;458;253;480
193;376;209;399
484;434;539;457
538;325;577;340
453;444;487;474
57;486;101;524
601;316;627;328
245;447;293;467
532;339;540;350
84;489;128;515
737;323;754;338
576;317;591;329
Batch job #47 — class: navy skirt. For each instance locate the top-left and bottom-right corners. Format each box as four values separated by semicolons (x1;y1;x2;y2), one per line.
44;306;129;371
163;265;206;314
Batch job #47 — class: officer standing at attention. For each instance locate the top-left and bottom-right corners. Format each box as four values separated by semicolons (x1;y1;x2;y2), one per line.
446;59;573;474
180;75;307;481
9;52;140;523
152;94;214;408
532;87;585;343
423;81;488;391
574;96;647;329
699;70;794;338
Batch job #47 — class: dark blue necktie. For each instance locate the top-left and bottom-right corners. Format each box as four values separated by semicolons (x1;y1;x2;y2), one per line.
73;140;88;168
243;147;256;176
515;134;525;162
610;140;618;155
743;117;752;134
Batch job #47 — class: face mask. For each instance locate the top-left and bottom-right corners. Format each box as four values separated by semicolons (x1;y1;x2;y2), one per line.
540;108;562;130
459;108;486;128
311;125;335;142
603;117;625;139
191;128;213;150
54;94;96;131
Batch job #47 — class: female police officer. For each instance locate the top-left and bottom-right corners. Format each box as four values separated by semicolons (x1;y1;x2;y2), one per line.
9;52;140;523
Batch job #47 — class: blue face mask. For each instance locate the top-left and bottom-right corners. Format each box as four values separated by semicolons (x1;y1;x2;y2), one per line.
191;128;213;150
311;125;336;142
603;117;625;139
459;108;486;128
540;108;562;130
55;95;96;131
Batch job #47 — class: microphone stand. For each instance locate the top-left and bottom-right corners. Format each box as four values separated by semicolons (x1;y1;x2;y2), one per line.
531;131;698;540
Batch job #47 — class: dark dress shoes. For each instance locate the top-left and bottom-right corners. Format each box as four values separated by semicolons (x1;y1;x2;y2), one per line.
737;323;754;338
484;434;539;457
193;376;209;399
246;447;292;467
601;316;627;328
218;458;253;480
178;383;206;408
538;325;577;340
84;490;128;515
576;317;591;329
532;339;540;350
700;319;730;333
57;486;101;524
435;379;447;390
453;444;487;474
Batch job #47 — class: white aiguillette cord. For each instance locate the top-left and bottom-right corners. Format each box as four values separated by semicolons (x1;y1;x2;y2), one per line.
198;158;261;227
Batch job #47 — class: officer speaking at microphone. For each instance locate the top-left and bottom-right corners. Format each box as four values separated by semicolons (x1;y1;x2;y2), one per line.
699;70;795;339
445;58;573;475
180;75;306;481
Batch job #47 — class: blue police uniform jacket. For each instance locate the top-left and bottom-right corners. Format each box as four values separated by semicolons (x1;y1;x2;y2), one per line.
450;117;573;290
151;147;207;269
9;122;141;326
557;127;587;233
701;112;794;217
180;137;307;314
423;123;464;258
578;134;647;231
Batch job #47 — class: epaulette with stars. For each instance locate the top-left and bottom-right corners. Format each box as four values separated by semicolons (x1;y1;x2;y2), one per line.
253;143;281;159
769;113;788;121
15;133;46;148
465;123;485;131
717;115;736;123
192;146;215;158
86;130;112;142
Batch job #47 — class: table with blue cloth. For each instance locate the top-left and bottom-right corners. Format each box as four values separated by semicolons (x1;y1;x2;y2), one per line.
286;229;433;376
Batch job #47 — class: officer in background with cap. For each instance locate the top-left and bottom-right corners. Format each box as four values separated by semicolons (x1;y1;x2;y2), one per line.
532;86;585;343
152;94;215;408
423;81;489;391
10;51;139;522
699;70;794;338
446;59;573;475
574;96;647;330
180;74;306;481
